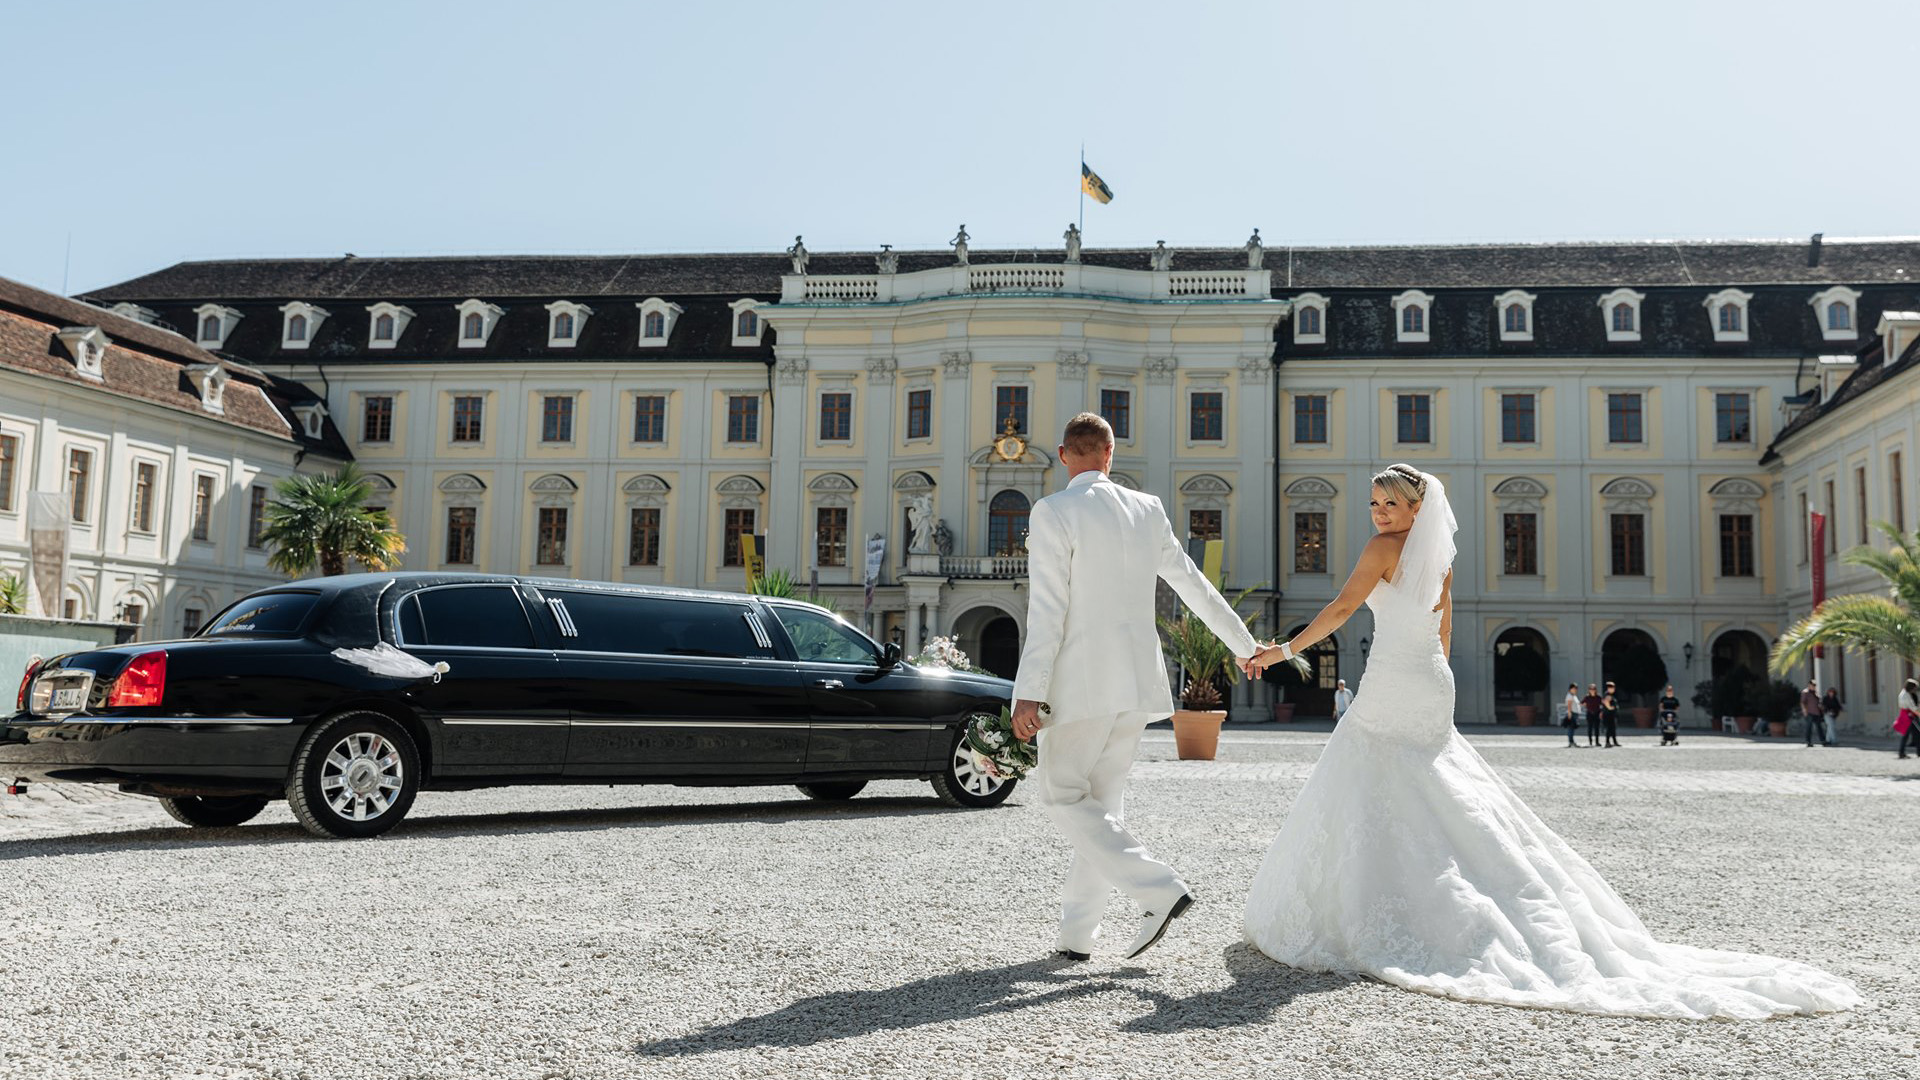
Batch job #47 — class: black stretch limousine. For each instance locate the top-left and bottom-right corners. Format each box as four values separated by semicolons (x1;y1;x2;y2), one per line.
4;573;1016;838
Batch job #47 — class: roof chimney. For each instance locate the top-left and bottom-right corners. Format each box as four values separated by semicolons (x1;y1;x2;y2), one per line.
1808;232;1823;267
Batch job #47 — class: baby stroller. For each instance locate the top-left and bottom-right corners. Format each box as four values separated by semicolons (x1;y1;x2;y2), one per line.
1659;710;1680;746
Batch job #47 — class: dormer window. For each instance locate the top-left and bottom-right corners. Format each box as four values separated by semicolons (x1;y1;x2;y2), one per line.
364;302;415;349
1291;292;1327;344
729;298;766;346
544;300;593;348
107;303;158;325
1390;290;1433;344
1809;285;1862;342
55;326;108;381
1494;289;1536;343
290;402;327;439
1704;288;1752;343
454;299;505;349
184;363;230;415
636;297;685;347
192;303;242;349
278;301;330;350
1597;288;1645;342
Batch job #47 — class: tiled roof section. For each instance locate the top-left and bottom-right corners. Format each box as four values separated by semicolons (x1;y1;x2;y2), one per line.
1760;332;1920;463
79;238;1920;301
0;275;295;442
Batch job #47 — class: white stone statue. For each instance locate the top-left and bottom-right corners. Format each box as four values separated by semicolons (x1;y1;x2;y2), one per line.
876;244;898;274
1064;223;1082;263
950;225;970;266
1245;228;1264;270
933;519;953;557
1150;240;1172;271
906;494;936;553
786;235;809;275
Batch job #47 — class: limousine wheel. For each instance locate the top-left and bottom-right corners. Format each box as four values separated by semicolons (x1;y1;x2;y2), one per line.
159;795;270;828
930;720;1016;809
286;711;421;839
797;781;867;801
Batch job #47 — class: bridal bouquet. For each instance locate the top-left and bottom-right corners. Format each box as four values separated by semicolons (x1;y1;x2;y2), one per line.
964;704;1045;781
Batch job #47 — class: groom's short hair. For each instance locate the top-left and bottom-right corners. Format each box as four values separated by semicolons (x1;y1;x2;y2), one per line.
1061;413;1113;456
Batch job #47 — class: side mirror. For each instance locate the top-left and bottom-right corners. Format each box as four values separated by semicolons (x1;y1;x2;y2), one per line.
881;642;902;668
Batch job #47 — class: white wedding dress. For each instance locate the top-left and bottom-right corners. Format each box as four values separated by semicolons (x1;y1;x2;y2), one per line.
1242;475;1861;1019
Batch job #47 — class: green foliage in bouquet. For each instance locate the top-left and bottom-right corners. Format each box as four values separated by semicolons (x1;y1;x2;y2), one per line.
963;705;1042;781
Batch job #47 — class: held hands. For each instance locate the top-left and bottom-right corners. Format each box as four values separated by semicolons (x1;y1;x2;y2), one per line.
1243;640;1311;679
1012;699;1046;742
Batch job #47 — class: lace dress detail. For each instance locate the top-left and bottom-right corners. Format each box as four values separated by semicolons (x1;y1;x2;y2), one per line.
1242;578;1861;1019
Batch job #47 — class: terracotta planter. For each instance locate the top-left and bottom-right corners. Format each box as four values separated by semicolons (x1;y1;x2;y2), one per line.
1171;709;1228;760
1513;705;1538;726
1271;702;1296;724
1734;715;1757;734
1767;720;1788;737
1632;707;1654;728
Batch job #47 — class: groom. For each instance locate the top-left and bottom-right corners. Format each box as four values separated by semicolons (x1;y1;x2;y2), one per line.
1011;413;1261;961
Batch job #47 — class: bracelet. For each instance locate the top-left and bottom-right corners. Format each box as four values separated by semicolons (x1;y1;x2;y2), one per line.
1279;642;1295;663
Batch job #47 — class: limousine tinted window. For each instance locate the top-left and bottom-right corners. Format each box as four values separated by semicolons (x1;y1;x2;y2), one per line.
555;591;767;658
202;591;320;637
400;586;536;649
771;606;879;664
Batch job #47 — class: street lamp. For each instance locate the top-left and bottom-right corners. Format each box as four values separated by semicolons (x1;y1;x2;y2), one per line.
1359;636;1371;660
1683;641;1695;670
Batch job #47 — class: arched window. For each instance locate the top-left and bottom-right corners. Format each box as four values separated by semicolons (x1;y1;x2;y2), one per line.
200;314;219;340
287;313;307;341
374;312;395;341
553;312;574;340
1612;302;1635;333
1504;303;1527;333
1828;301;1851;331
1401;304;1424;334
644;310;666;338
736;310;759;338
987;489;1030;556
1298;305;1321;335
463;312;484;339
1718;304;1742;333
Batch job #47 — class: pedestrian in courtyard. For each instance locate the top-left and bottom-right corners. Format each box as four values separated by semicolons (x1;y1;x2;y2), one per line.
1561;683;1581;747
1659;683;1681;747
1802;679;1826;747
1897;678;1919;759
1582;683;1603;747
1332;679;1353;722
1822;687;1843;746
1602;681;1621;748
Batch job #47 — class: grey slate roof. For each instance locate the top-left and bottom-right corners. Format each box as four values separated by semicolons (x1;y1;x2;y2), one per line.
1760;331;1920;463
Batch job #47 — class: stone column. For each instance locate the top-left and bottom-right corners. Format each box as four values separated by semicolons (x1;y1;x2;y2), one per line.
768;357;809;570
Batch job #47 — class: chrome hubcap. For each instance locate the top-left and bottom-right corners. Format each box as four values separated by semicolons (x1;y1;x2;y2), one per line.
952;722;1006;796
320;732;403;822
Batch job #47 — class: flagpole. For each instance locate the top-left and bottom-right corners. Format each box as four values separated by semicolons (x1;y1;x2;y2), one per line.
1078;142;1085;236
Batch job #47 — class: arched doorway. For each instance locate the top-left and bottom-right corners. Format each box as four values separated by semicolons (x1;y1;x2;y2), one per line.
978;617;1020;680
988;490;1030;556
1710;630;1768;683
1493;627;1551;724
1601;628;1668;710
1270;624;1338;718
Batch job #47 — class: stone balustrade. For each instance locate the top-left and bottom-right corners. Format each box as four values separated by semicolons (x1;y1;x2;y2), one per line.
938;554;1028;579
780;264;1272;305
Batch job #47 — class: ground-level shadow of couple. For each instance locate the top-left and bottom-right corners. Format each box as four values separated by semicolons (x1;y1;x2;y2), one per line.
635;943;1356;1057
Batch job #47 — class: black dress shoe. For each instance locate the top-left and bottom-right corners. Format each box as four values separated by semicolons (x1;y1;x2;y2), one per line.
1126;892;1195;959
1056;949;1090;962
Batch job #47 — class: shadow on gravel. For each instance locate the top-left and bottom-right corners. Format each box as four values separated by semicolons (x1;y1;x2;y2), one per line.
635;956;1154;1056
1118;944;1357;1033
0;795;981;860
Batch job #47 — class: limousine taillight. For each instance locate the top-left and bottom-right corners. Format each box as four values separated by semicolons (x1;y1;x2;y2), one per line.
15;655;42;712
107;651;168;708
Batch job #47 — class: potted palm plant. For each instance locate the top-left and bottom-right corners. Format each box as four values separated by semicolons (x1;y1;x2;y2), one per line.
1494;643;1550;725
259;464;407;578
1773;522;1920;697
1754;677;1798;738
1157;585;1264;760
1613;640;1669;727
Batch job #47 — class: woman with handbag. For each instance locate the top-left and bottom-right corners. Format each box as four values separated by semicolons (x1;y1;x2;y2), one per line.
1897;678;1919;759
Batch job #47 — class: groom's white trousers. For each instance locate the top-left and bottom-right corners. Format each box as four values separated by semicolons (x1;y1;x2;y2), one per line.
1037;711;1187;952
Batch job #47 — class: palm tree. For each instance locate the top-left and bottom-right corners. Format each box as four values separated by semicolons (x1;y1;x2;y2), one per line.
260;463;407;578
1770;522;1920;675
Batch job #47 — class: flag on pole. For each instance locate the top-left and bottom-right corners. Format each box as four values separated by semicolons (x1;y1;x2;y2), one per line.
1080;162;1113;204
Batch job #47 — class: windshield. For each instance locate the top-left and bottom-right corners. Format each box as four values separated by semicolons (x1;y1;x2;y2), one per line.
201;592;321;637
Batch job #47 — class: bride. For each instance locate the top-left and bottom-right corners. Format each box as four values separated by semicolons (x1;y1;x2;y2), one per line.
1240;463;1860;1019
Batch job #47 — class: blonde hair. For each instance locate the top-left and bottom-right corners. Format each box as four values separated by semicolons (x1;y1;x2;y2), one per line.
1370;463;1426;506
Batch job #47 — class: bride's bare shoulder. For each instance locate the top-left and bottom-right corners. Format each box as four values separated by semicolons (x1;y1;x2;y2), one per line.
1358;532;1408;578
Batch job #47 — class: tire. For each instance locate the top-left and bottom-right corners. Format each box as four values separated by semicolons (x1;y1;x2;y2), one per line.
797;781;868;801
285;711;420;839
930;718;1017;808
159;794;269;828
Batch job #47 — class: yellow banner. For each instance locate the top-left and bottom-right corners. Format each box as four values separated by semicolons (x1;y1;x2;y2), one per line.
1081;163;1113;204
1202;539;1224;588
740;534;765;590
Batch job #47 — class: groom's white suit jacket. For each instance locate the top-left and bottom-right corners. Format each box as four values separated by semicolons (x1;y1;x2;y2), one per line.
1013;470;1260;719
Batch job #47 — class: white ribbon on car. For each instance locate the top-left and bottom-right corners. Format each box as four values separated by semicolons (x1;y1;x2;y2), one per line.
331;642;449;682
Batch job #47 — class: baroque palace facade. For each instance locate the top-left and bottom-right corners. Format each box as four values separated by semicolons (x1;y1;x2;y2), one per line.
45;235;1920;730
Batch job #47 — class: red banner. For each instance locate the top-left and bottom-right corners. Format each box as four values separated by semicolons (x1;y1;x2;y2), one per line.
1810;511;1826;661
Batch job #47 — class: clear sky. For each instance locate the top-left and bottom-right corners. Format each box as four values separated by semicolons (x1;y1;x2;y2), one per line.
5;0;1916;295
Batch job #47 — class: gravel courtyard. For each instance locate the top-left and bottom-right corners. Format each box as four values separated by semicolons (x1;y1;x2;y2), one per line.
2;728;1914;1080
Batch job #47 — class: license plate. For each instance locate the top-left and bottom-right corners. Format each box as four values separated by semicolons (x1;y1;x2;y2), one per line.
51;687;86;712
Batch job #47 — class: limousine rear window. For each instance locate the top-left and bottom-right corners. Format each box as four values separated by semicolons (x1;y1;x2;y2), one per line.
398;587;536;649
201;592;321;637
552;591;768;658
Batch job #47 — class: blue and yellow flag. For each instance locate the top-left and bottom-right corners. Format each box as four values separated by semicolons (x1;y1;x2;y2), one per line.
1081;162;1114;204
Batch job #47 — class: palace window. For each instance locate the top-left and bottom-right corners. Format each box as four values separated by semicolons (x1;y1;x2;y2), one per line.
541;395;575;443
1798;491;1810;563
247;484;267;549
1500;393;1536;444
0;433;17;512
365;302;414;349
1610;513;1646;576
363;395;394;443
287;314;307;341
1705;288;1752;343
1503;513;1539;575
1189;509;1222;541
200;314;220;340
1892;451;1906;532
907;389;932;440
1494;289;1536;342
1292;293;1327;344
374;313;395;341
1298;304;1321;336
445;506;476;565
1810;286;1861;341
131;463;157;533
1606;392;1644;444
1714;392;1751;444
737;311;758;337
1395;393;1431;444
1719;514;1755;577
66;447;92;524
455;299;504;348
191;475;215;542
633;395;666;443
644;311;666;338
995;385;1029;436
183;608;203;637
1825;479;1838;553
1293;394;1327;444
1189;391;1223;441
816;506;848;567
1856;466;1870;545
193;304;240;348
553;312;573;339
988;489;1030;557
727;396;760;443
452;395;484;443
820;391;853;441
637;298;684;346
1391;290;1433;343
627;507;661;567
1100;388;1131;439
545;301;592;347
537;507;568;565
278;301;329;349
463;313;484;339
729;297;766;346
1598;288;1644;342
723;508;755;566
1402;305;1424;334
1294;512;1327;573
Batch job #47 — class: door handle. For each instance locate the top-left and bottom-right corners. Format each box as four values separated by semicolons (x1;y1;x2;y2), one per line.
814;679;845;690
